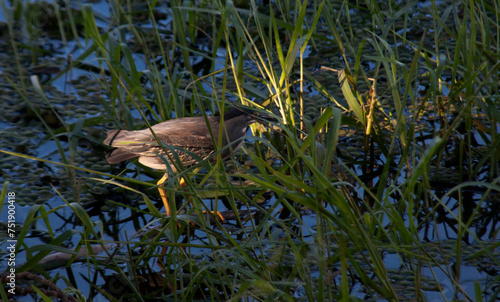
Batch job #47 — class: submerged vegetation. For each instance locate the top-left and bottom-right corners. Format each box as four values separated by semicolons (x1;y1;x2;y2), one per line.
0;0;499;301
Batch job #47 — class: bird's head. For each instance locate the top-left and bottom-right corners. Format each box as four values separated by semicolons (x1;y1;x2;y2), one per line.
218;106;276;144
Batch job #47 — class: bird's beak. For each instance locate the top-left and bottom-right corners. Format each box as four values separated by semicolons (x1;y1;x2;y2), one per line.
252;110;278;124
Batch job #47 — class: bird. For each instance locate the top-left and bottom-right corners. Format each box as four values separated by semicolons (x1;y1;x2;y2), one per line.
103;106;273;220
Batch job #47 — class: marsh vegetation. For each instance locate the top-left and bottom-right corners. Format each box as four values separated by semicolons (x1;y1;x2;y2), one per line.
0;0;499;301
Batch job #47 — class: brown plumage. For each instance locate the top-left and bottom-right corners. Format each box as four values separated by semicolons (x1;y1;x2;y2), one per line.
103;107;270;217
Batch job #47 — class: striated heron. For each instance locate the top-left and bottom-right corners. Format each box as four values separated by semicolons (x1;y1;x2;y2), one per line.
103;107;273;219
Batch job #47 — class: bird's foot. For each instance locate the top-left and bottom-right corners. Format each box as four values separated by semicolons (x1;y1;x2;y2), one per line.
201;211;225;222
187;211;225;226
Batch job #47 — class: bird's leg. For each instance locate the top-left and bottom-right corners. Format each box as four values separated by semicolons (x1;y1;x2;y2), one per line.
157;173;171;216
180;177;225;222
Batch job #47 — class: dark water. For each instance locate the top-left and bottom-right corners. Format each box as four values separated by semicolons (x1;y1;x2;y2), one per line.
0;1;498;301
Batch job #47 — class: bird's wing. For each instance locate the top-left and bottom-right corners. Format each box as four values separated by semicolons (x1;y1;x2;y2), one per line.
157;135;215;149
